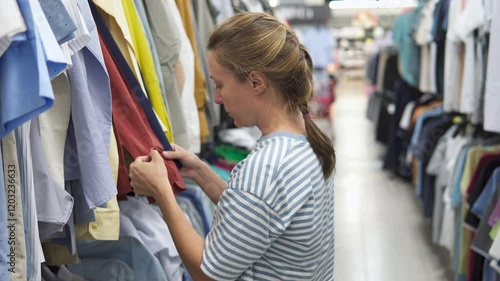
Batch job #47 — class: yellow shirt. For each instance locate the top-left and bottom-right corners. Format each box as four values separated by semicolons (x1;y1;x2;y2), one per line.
460;145;500;195
174;0;209;142
121;0;174;142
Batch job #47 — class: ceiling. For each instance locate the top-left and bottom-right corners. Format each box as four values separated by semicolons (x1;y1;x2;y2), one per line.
276;0;415;28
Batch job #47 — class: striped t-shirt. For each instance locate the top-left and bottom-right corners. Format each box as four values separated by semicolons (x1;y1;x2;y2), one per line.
201;132;335;280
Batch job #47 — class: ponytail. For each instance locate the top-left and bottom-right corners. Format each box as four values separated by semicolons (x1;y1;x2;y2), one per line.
300;103;336;178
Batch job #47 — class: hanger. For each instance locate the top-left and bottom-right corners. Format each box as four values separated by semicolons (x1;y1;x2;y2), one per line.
452;115;469;138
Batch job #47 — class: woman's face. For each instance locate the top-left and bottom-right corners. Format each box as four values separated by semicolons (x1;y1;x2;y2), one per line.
208;51;257;127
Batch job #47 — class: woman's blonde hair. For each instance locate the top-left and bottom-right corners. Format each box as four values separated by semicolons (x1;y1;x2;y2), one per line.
208;12;336;178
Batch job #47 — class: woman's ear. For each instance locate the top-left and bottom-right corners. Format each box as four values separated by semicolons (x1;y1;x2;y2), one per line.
248;71;267;95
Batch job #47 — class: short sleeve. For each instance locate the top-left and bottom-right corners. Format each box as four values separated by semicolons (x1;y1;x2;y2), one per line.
201;188;285;281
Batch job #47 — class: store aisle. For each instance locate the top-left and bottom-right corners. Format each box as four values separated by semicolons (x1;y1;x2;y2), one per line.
331;79;453;281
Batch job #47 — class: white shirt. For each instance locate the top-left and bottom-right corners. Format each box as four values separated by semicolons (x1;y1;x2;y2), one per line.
0;0;27;57
165;0;201;153
415;0;438;93
444;0;485;113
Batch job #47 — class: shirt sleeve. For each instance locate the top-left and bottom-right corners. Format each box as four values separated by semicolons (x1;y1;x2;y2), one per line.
201;188;285;281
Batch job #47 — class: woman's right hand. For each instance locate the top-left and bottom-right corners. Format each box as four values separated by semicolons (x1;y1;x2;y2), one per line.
162;144;202;179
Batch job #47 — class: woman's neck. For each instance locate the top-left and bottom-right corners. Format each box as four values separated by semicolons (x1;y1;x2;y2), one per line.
257;110;306;137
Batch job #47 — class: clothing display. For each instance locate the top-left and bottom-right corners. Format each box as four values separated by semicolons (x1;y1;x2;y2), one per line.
0;0;274;280
366;0;500;279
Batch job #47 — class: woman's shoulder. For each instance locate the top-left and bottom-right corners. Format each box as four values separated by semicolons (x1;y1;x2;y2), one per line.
227;133;318;198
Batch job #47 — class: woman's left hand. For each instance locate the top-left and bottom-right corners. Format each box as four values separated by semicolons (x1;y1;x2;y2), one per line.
129;149;172;199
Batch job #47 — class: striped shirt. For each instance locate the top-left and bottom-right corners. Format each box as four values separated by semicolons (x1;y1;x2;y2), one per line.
201;132;335;281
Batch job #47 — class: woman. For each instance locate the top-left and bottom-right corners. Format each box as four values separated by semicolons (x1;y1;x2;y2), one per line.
129;12;336;281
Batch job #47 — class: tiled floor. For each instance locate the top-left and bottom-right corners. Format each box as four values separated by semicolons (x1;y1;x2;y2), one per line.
330;78;454;281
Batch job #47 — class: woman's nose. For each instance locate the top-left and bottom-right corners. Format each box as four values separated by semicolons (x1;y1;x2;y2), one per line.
214;93;223;105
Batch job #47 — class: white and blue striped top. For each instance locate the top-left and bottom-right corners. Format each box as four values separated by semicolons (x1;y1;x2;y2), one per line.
201;132;335;281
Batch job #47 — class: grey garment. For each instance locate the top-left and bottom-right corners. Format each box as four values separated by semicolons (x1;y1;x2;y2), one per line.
49;179;98;255
39;0;77;44
156;252;184;281
49;205;76;257
132;0;170;116
471;186;500;259
142;0;190;148
208;0;233;23
41;264;63;281
119;196;182;281
472;33;489;125
67;259;135;281
190;0;219;137
426;128;455;244
433;184;446;244
31;118;74;240
64;3;116;210
427;126;457;187
177;196;204;237
16;122;45;281
67;180;96;225
73;237;167;281
57;265;89;281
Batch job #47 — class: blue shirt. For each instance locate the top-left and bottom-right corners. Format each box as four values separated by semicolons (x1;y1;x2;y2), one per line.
472;168;500;218
72;236;167;281
177;184;213;237
63;0;116;210
0;0;67;139
302;27;335;69
39;0;77;44
392;9;421;87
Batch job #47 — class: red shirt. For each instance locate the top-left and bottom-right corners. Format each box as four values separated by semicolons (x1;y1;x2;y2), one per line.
99;34;185;200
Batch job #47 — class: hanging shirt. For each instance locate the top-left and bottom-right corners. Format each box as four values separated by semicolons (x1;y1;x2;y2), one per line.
165;0;201;153
207;0;233;23
92;0;145;93
175;0;210;144
98;32;185;199
0;0;67;140
414;0;439;93
64;0;116;210
141;0;191;150
39;73;71;200
68;237;167;281
31;117;74;240
121;0;174;142
303;27;335;70
15;122;44;281
119;196;182;281
444;0;485;114
131;0;168;113
0;0;26;57
74;123;120;241
39;0;77;45
392;10;421;88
